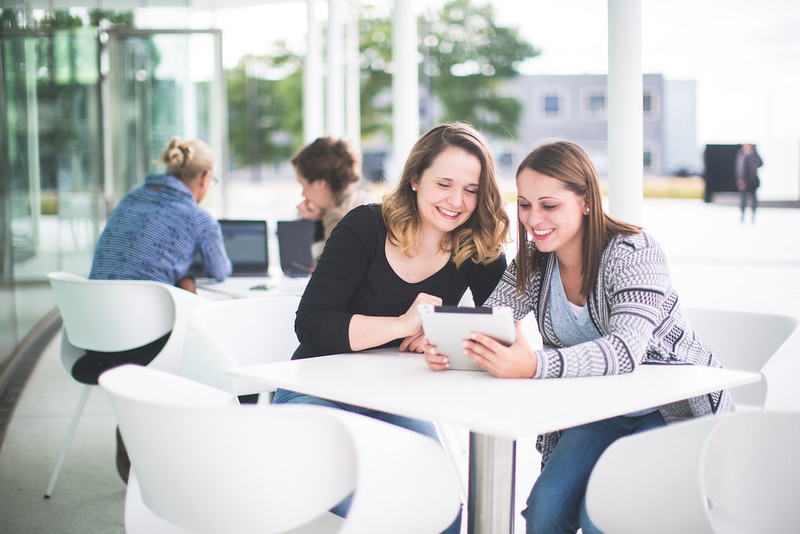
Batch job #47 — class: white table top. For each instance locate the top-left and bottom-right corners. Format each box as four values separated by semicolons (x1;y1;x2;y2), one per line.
197;275;309;299
229;348;762;440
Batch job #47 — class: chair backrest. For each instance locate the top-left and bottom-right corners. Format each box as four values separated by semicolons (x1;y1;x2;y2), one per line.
586;411;800;534
684;307;799;407
180;295;301;395
705;412;800;532
48;271;175;352
48;271;208;374
100;365;358;534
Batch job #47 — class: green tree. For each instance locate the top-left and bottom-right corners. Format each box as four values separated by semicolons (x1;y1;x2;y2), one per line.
88;10;135;28
360;0;539;141
226;43;303;168
359;10;394;140
424;0;538;138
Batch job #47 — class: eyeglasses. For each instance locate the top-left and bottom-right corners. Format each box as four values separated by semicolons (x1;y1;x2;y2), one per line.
211;176;219;186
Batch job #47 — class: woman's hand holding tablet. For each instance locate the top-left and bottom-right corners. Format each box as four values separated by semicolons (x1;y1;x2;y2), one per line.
419;305;515;371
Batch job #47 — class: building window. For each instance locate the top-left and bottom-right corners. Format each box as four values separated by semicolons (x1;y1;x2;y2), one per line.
579;86;606;120
534;87;567;120
543;94;560;116
642;87;660;120
643;148;653;169
589;94;605;114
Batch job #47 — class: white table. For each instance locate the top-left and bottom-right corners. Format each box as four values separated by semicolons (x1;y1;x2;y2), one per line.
229;348;761;533
197;274;309;299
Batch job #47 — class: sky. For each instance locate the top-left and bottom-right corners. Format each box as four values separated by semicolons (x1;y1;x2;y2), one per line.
491;0;800;148
196;0;800;149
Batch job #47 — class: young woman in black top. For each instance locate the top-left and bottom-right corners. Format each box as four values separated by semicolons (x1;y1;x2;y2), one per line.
274;122;510;533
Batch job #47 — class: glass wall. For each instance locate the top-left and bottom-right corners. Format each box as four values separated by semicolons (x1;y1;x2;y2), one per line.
0;6;224;375
1;23;102;364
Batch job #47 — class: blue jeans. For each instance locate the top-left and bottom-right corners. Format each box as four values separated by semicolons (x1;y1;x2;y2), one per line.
272;389;462;534
522;411;666;534
740;188;758;221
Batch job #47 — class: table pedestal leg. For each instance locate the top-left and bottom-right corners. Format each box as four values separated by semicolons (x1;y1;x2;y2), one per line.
467;432;516;534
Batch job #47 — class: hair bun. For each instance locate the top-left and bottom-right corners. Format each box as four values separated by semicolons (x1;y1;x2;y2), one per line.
334;139;357;166
178;144;194;167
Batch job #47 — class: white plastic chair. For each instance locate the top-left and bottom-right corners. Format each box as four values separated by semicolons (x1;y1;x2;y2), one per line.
586;411;800;533
684;307;799;408
180;295;301;396
99;364;462;534
45;271;207;498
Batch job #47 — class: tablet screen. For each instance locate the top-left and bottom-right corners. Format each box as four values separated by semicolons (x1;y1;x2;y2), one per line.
418;305;515;371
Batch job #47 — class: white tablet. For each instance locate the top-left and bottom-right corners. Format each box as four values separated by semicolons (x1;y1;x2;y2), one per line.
418;304;516;371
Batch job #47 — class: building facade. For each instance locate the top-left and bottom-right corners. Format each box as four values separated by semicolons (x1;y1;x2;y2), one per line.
499;73;699;177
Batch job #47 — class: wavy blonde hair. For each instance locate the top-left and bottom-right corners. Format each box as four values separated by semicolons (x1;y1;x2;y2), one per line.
158;137;215;184
381;122;509;267
515;140;641;295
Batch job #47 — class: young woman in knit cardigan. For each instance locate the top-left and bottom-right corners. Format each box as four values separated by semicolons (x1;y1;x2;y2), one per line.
424;139;734;534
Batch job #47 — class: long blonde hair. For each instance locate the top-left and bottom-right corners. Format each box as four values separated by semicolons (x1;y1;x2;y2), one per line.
158;137;215;184
515;140;640;295
381;122;509;267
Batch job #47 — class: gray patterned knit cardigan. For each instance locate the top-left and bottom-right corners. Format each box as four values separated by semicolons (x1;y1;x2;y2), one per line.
483;231;735;463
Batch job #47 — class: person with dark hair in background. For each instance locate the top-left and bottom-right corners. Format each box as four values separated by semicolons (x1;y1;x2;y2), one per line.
291;137;375;263
735;143;763;222
88;136;231;482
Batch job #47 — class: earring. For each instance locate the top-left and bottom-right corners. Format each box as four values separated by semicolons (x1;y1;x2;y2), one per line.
585;207;590;213
412;185;417;192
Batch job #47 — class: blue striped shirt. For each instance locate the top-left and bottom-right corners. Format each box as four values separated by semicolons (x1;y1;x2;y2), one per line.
90;174;231;285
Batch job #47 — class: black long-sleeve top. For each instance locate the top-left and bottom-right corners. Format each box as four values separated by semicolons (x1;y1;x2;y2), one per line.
293;204;507;359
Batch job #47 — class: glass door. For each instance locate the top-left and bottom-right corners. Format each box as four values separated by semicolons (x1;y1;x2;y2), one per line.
1;26;103;281
103;29;226;213
1;24;102;361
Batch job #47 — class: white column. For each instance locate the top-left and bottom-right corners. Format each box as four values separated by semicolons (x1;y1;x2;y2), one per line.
345;7;361;153
304;0;325;143
392;0;419;183
607;0;643;225
24;36;41;247
326;0;345;137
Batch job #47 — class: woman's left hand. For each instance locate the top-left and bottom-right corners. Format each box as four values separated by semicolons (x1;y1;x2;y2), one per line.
297;199;325;221
465;322;538;378
423;343;450;371
399;330;427;353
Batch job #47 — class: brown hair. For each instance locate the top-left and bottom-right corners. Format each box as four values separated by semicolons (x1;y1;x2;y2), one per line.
381;122;509;267
158;137;215;184
515;140;640;295
291;137;362;204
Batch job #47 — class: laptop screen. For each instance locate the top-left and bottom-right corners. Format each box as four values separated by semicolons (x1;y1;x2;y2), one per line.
190;219;269;277
276;219;316;277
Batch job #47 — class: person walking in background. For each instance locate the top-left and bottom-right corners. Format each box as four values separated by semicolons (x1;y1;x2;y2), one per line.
424;140;734;533
292;137;375;264
88;136;230;482
735;143;763;222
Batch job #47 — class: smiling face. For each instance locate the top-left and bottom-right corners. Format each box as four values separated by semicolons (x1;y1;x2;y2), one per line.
516;167;589;264
411;146;481;238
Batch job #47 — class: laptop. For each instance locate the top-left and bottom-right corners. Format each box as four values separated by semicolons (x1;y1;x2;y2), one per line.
276;219;316;278
190;219;269;278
